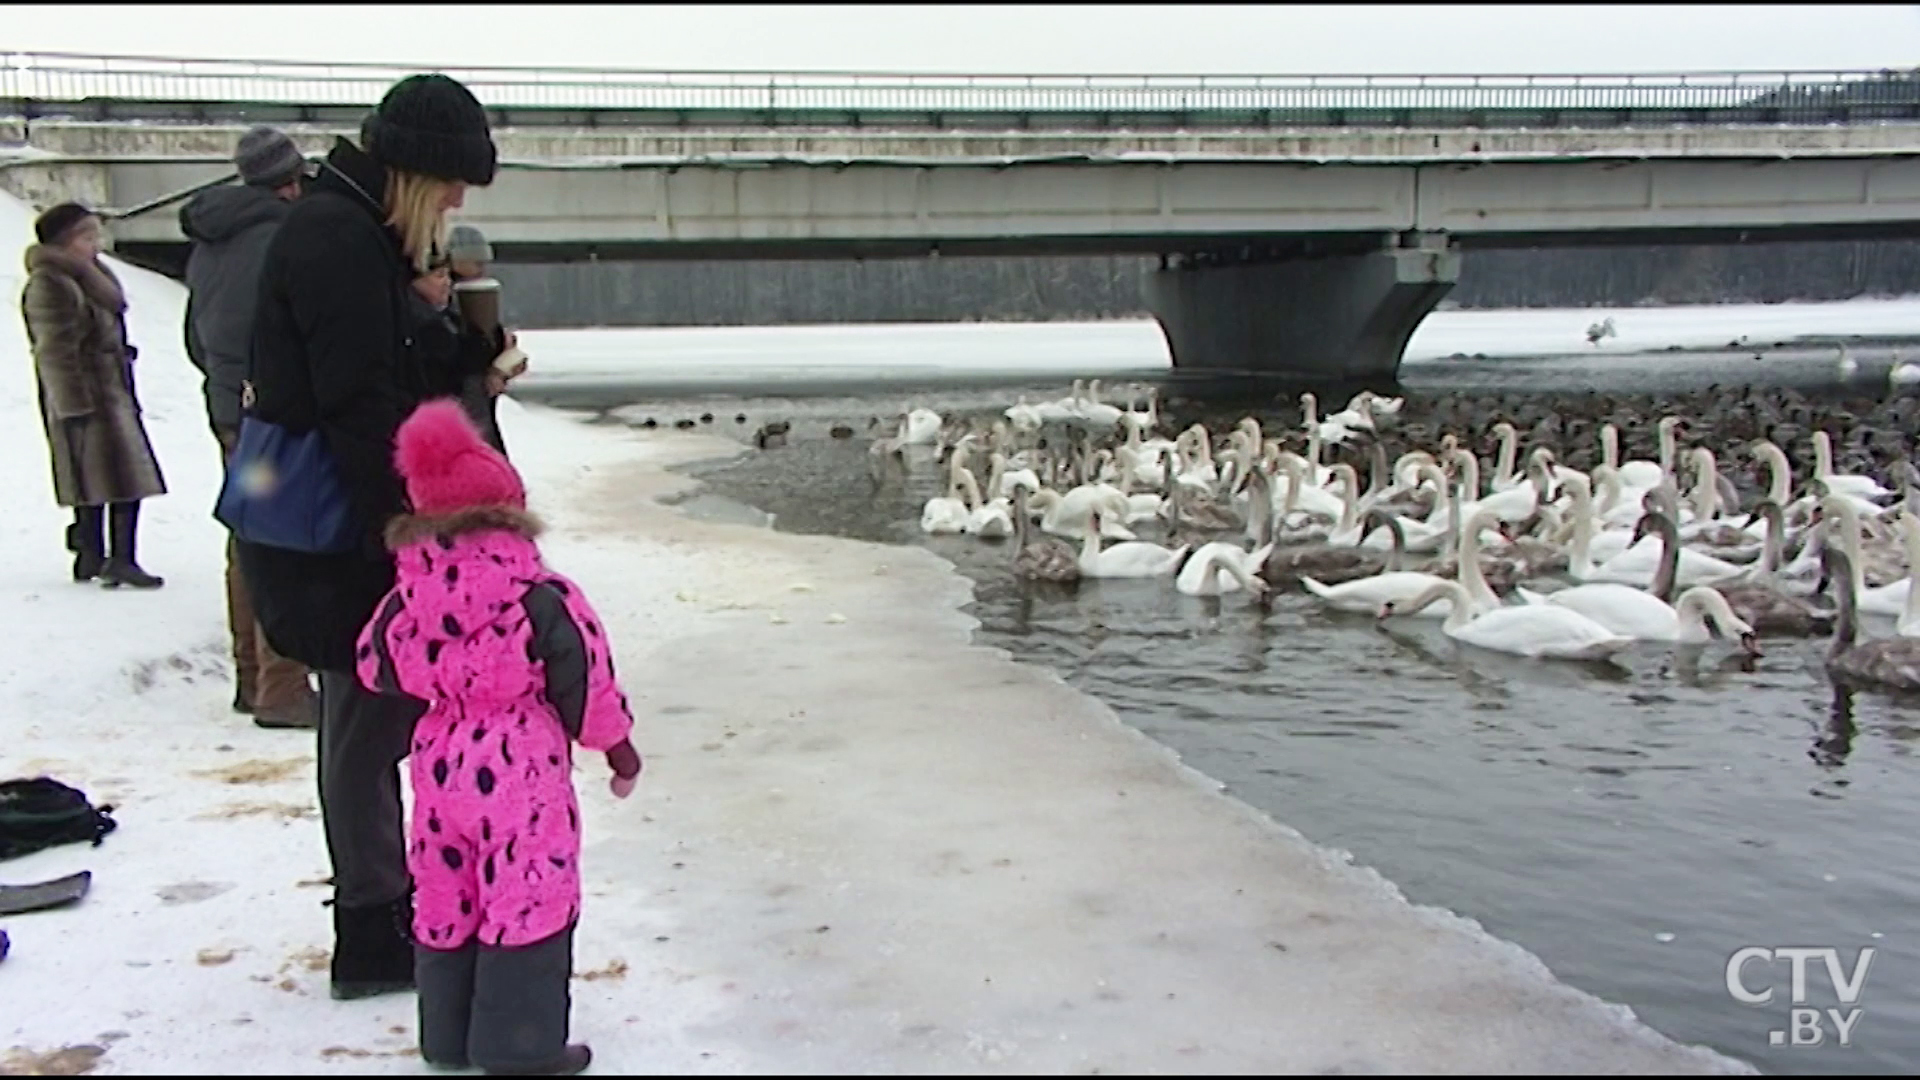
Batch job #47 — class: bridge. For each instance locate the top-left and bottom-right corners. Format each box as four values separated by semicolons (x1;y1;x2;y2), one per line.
6;52;1920;379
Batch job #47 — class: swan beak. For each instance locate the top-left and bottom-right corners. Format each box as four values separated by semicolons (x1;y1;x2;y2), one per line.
1375;603;1395;620
1740;632;1763;658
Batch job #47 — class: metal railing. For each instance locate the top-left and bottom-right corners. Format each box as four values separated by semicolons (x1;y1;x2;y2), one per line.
3;52;1919;124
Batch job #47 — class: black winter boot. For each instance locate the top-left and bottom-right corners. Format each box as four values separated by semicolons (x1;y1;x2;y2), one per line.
330;892;417;1001
470;926;580;1074
100;502;162;590
67;508;105;583
416;941;478;1068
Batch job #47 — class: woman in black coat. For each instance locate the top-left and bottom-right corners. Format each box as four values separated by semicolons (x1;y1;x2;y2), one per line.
235;73;499;1002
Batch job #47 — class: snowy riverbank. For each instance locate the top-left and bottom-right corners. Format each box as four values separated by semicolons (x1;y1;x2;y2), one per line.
1;189;1753;1074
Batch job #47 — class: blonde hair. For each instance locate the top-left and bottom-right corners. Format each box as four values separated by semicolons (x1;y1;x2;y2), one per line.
384;169;455;273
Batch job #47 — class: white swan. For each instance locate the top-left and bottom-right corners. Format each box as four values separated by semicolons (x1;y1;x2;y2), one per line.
1583;511;1745;589
1302;507;1508;618
919;453;972;535
1384;579;1635;661
1811;430;1892;503
1077;510;1187;578
1615;416;1682;491
902;407;944;446
1176;542;1271;597
1516;582;1757;648
957;468;1013;539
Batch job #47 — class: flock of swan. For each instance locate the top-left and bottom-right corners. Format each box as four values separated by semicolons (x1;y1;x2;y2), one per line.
870;377;1920;690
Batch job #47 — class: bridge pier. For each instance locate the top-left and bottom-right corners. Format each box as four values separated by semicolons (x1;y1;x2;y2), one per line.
1144;235;1461;382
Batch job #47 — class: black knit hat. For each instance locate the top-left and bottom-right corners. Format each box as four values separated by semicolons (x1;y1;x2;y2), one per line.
34;202;99;246
362;74;497;186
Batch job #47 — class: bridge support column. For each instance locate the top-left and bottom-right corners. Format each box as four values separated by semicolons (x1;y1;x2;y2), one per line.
1144;234;1460;382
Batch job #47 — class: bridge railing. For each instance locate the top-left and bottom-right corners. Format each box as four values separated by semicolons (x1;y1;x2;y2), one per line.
4;51;1919;125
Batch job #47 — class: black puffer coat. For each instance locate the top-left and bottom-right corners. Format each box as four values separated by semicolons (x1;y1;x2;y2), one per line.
235;137;475;673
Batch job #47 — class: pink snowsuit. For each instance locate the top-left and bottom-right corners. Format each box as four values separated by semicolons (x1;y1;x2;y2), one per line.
355;510;634;949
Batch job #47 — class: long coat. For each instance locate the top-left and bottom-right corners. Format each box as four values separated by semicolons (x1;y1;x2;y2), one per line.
236;137;471;673
19;244;168;508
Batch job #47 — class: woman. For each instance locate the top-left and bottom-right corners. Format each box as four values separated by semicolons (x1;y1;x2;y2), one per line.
20;203;166;589
235;73;498;1003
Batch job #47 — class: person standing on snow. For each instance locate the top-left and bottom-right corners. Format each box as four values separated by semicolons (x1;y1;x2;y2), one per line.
445;224;521;458
236;72;499;1002
19;203;167;589
359;399;639;1076
181;125;319;730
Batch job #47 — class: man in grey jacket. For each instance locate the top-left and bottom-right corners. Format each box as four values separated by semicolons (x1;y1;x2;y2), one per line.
182;125;318;730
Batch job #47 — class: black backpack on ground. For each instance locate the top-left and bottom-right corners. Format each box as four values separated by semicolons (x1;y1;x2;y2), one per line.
0;778;117;861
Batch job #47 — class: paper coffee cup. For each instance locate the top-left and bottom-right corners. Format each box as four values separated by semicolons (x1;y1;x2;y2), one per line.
453;277;501;335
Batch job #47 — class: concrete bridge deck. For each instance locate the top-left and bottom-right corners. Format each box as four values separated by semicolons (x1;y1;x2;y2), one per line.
7;54;1920;381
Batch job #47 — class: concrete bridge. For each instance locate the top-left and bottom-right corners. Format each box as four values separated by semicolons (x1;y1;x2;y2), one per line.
6;52;1920;379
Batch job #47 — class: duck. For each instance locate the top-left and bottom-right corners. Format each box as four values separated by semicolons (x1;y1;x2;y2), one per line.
1823;545;1920;691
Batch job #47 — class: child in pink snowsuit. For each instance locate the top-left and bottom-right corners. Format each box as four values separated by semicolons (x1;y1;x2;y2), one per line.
357;400;641;1077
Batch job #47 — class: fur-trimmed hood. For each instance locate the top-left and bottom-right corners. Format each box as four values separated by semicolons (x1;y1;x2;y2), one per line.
24;243;126;313
385;504;544;551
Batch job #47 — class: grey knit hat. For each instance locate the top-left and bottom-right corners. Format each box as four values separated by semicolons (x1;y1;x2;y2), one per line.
447;225;493;264
234;126;305;188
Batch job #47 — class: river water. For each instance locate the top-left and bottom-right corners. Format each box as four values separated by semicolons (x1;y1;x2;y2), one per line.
516;310;1920;1075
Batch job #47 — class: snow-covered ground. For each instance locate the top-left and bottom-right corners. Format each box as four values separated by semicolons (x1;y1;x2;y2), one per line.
1;187;1762;1075
513;295;1920;393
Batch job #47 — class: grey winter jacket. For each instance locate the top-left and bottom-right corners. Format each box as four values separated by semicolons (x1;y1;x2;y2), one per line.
180;184;292;432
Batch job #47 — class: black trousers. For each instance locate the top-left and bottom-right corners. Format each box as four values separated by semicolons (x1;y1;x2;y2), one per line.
417;924;575;1070
316;670;421;909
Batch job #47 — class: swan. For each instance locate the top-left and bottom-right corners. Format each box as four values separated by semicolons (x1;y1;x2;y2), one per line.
1070;379;1125;430
1027;486;1136;541
1004;396;1044;434
1823;545;1920;691
1586;316;1617;346
989;452;1042;501
1302;507;1508;618
1616;416;1682;491
1892;360;1920;388
1010;486;1080;583
1176;542;1271;597
902;407;944;446
958;467;1014;539
919;452;973;534
1716;500;1838;636
1486;422;1525;492
1811;430;1893;503
1516;581;1757;649
1382;578;1634;661
1583;510;1745;590
1121;386;1162;438
1817;493;1909;615
1077;510;1188;579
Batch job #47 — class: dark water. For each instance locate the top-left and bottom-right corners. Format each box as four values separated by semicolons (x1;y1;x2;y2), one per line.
527;345;1920;1075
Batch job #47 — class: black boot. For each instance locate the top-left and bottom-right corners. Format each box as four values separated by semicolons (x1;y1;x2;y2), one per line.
417;941;478;1068
100;502;162;590
67;508;104;583
471;926;583;1075
330;892;416;1001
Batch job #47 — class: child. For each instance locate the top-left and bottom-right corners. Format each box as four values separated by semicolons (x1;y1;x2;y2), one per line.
357;400;642;1076
407;256;511;457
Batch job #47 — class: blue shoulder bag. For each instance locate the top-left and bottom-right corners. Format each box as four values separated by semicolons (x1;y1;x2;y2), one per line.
213;381;360;556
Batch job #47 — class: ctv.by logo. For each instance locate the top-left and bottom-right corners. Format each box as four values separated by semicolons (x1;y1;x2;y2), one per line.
1725;947;1875;1048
